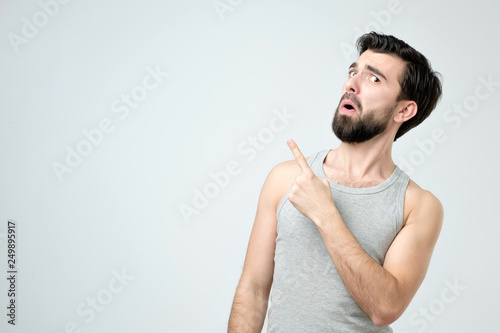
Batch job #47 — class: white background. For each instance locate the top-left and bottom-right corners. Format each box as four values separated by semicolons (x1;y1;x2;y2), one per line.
1;0;499;332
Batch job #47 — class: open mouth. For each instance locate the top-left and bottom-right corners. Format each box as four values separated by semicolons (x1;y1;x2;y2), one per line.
340;100;358;114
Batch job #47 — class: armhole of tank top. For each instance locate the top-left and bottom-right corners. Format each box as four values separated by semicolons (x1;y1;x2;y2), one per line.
397;173;410;232
275;150;323;219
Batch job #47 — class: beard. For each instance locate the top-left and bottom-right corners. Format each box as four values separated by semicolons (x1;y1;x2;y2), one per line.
332;94;397;143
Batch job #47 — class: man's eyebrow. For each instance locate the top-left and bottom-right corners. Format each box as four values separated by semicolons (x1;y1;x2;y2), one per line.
349;62;388;81
366;65;387;81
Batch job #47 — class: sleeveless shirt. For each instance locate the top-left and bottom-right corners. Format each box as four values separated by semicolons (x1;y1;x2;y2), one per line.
266;149;410;332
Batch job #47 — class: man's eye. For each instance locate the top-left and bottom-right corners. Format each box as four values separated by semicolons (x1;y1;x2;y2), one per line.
370;75;379;83
349;71;356;78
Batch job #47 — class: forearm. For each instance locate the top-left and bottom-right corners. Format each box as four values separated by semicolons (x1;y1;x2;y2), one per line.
315;210;403;326
228;283;268;333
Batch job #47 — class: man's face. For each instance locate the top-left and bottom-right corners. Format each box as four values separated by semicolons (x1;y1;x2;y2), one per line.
332;50;406;143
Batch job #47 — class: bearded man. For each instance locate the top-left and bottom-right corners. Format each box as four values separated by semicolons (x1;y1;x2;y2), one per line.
228;32;443;333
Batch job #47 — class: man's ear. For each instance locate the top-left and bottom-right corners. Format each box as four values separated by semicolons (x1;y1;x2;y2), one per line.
394;100;417;124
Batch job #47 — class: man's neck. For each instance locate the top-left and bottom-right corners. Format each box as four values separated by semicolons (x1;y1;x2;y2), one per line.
324;134;396;187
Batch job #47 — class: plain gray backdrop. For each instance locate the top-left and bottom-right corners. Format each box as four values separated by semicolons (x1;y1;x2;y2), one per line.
1;0;499;332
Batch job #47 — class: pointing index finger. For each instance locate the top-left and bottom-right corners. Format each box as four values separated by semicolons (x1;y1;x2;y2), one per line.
287;139;311;174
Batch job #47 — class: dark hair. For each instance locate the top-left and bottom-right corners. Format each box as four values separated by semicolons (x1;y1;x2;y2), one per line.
357;32;442;141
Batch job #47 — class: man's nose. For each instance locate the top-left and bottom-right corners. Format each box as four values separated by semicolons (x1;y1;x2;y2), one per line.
343;74;360;94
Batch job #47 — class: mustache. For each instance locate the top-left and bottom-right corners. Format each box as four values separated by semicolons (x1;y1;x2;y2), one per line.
340;92;362;112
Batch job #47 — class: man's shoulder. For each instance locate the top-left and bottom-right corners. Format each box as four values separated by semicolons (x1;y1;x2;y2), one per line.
263;149;326;206
269;153;316;179
262;157;312;208
406;179;441;203
404;179;444;226
268;158;303;184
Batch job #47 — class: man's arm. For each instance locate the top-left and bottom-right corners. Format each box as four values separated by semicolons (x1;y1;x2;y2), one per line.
228;161;299;332
287;140;444;327
317;184;443;326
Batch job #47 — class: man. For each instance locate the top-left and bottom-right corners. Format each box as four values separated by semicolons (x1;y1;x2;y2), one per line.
228;32;443;332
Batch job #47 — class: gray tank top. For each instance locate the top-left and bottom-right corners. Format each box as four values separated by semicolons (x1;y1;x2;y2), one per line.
267;149;410;332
